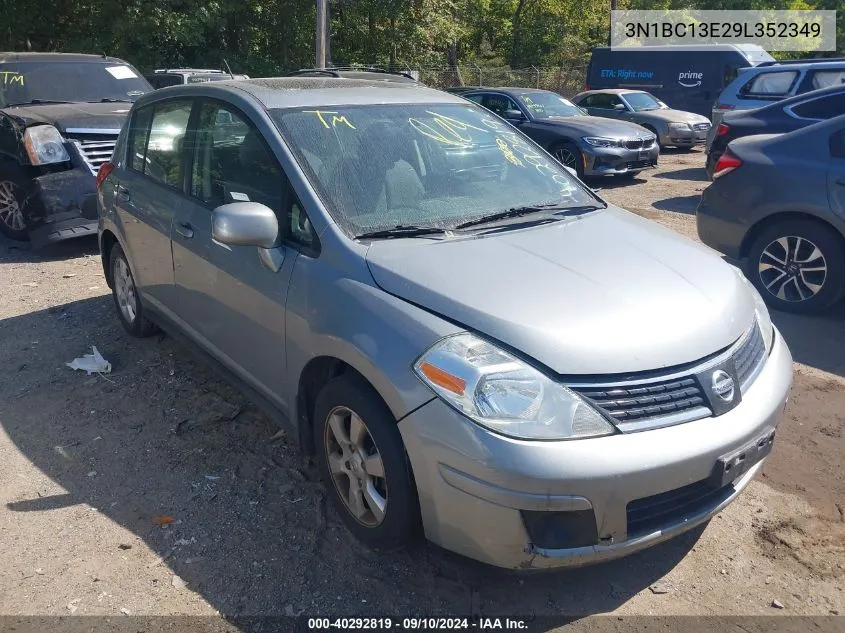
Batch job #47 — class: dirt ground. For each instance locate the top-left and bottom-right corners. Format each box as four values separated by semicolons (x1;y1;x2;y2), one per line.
0;147;843;628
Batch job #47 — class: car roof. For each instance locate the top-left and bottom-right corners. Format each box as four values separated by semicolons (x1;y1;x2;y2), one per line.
576;89;646;96
139;77;466;109
753;59;845;70
0;52;129;64
462;86;551;95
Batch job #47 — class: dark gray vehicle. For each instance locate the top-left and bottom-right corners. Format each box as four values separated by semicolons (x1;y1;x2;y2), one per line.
97;78;791;569
573;89;711;149
0;52;151;245
697;115;845;314
145;69;250;89
462;87;658;178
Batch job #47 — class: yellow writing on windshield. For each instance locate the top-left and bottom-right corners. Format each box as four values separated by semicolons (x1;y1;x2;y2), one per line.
0;71;24;86
496;138;523;167
409;111;487;147
304;110;356;129
480;117;504;131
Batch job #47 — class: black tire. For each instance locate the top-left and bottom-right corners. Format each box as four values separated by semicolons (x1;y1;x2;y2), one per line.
314;373;420;551
109;244;157;337
745;219;845;315
0;164;30;240
551;142;584;178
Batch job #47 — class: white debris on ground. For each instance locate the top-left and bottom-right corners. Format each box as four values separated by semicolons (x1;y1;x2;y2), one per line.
66;346;111;374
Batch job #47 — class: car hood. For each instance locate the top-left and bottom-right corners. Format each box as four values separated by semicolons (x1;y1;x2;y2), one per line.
531;115;648;138
2;102;132;133
637;109;710;125
365;207;755;375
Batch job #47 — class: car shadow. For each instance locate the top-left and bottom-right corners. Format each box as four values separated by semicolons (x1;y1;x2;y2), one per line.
0;233;99;263
0;297;703;622
653;168;708;182
652;195;700;215
720;256;845;379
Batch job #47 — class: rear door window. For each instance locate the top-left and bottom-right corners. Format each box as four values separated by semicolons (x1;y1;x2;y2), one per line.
128;105;153;173
741;71;798;97
144;100;193;188
809;70;845;90
790;93;845;120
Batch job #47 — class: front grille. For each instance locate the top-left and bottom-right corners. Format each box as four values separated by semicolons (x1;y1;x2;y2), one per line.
572;377;705;422
624;139;644;149
627;479;732;537
67;134;118;175
568;320;768;431
642;137;655;148
693;122;711;131
734;323;766;387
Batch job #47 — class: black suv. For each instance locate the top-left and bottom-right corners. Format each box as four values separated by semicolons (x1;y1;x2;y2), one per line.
0;52;151;246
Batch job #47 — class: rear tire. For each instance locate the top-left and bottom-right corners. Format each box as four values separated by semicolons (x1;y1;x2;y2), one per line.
745;219;845;314
109;244;157;337
314;373;420;551
551;142;584;178
0;165;29;241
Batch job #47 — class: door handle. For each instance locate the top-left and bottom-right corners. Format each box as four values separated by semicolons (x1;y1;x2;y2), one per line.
117;186;130;203
174;222;194;239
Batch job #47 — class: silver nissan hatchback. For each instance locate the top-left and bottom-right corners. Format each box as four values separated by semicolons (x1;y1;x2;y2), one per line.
97;78;793;570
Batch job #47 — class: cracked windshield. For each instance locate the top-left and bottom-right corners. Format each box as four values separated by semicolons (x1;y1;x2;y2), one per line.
271;104;595;235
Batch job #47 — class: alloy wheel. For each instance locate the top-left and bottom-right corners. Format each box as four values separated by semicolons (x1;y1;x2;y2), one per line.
553;147;577;169
758;235;827;303
0;180;25;232
324;405;387;527
113;257;138;324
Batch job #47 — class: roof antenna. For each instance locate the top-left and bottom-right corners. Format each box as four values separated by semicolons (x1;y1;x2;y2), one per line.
223;58;235;79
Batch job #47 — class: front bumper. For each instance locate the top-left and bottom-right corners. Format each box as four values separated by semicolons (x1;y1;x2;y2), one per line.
399;329;792;570
581;143;658;176
661;126;710;147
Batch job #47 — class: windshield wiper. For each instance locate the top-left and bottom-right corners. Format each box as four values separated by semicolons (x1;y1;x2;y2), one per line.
5;99;73;107
455;201;603;230
355;225;447;240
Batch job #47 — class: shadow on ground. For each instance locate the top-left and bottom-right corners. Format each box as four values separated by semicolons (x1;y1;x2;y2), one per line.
0;234;99;264
652;195;700;215
653;168;708;182
0;297;705;623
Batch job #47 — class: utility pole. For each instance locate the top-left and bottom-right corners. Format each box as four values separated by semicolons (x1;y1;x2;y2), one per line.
608;0;617;46
316;0;327;68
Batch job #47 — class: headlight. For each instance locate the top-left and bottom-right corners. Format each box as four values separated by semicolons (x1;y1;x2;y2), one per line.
413;333;616;440
668;122;692;131
730;265;774;352
583;136;620;148
24;125;70;165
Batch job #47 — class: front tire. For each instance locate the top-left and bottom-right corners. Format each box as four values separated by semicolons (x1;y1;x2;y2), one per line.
551;142;584;178
746;219;845;314
314;374;420;551
0;166;29;240
109;244;157;337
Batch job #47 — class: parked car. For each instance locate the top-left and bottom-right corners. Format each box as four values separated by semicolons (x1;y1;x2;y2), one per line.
573;89;711;149
443;86;483;95
0;52;152;245
462;87;658;178
97;77;792;570
286;67;419;84
145;68;250;89
586;44;774;118
711;57;845;126
705;83;845;179
698;115;845;314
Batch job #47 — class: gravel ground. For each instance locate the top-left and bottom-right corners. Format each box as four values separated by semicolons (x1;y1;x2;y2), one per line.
0;147;843;627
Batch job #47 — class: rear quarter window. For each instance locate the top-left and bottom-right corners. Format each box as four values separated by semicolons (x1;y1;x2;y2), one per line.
741;71;798;97
810;70;845;90
790;93;845;120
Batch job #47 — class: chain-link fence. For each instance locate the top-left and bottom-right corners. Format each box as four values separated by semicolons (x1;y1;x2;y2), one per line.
417;64;588;98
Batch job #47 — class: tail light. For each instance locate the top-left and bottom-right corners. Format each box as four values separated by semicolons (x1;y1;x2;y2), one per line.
96;161;115;189
713;149;742;179
715;103;735;110
716;123;730;137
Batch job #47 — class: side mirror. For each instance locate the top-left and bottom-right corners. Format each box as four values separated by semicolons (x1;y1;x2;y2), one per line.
212;202;280;249
613;103;627;111
503;109;525;122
